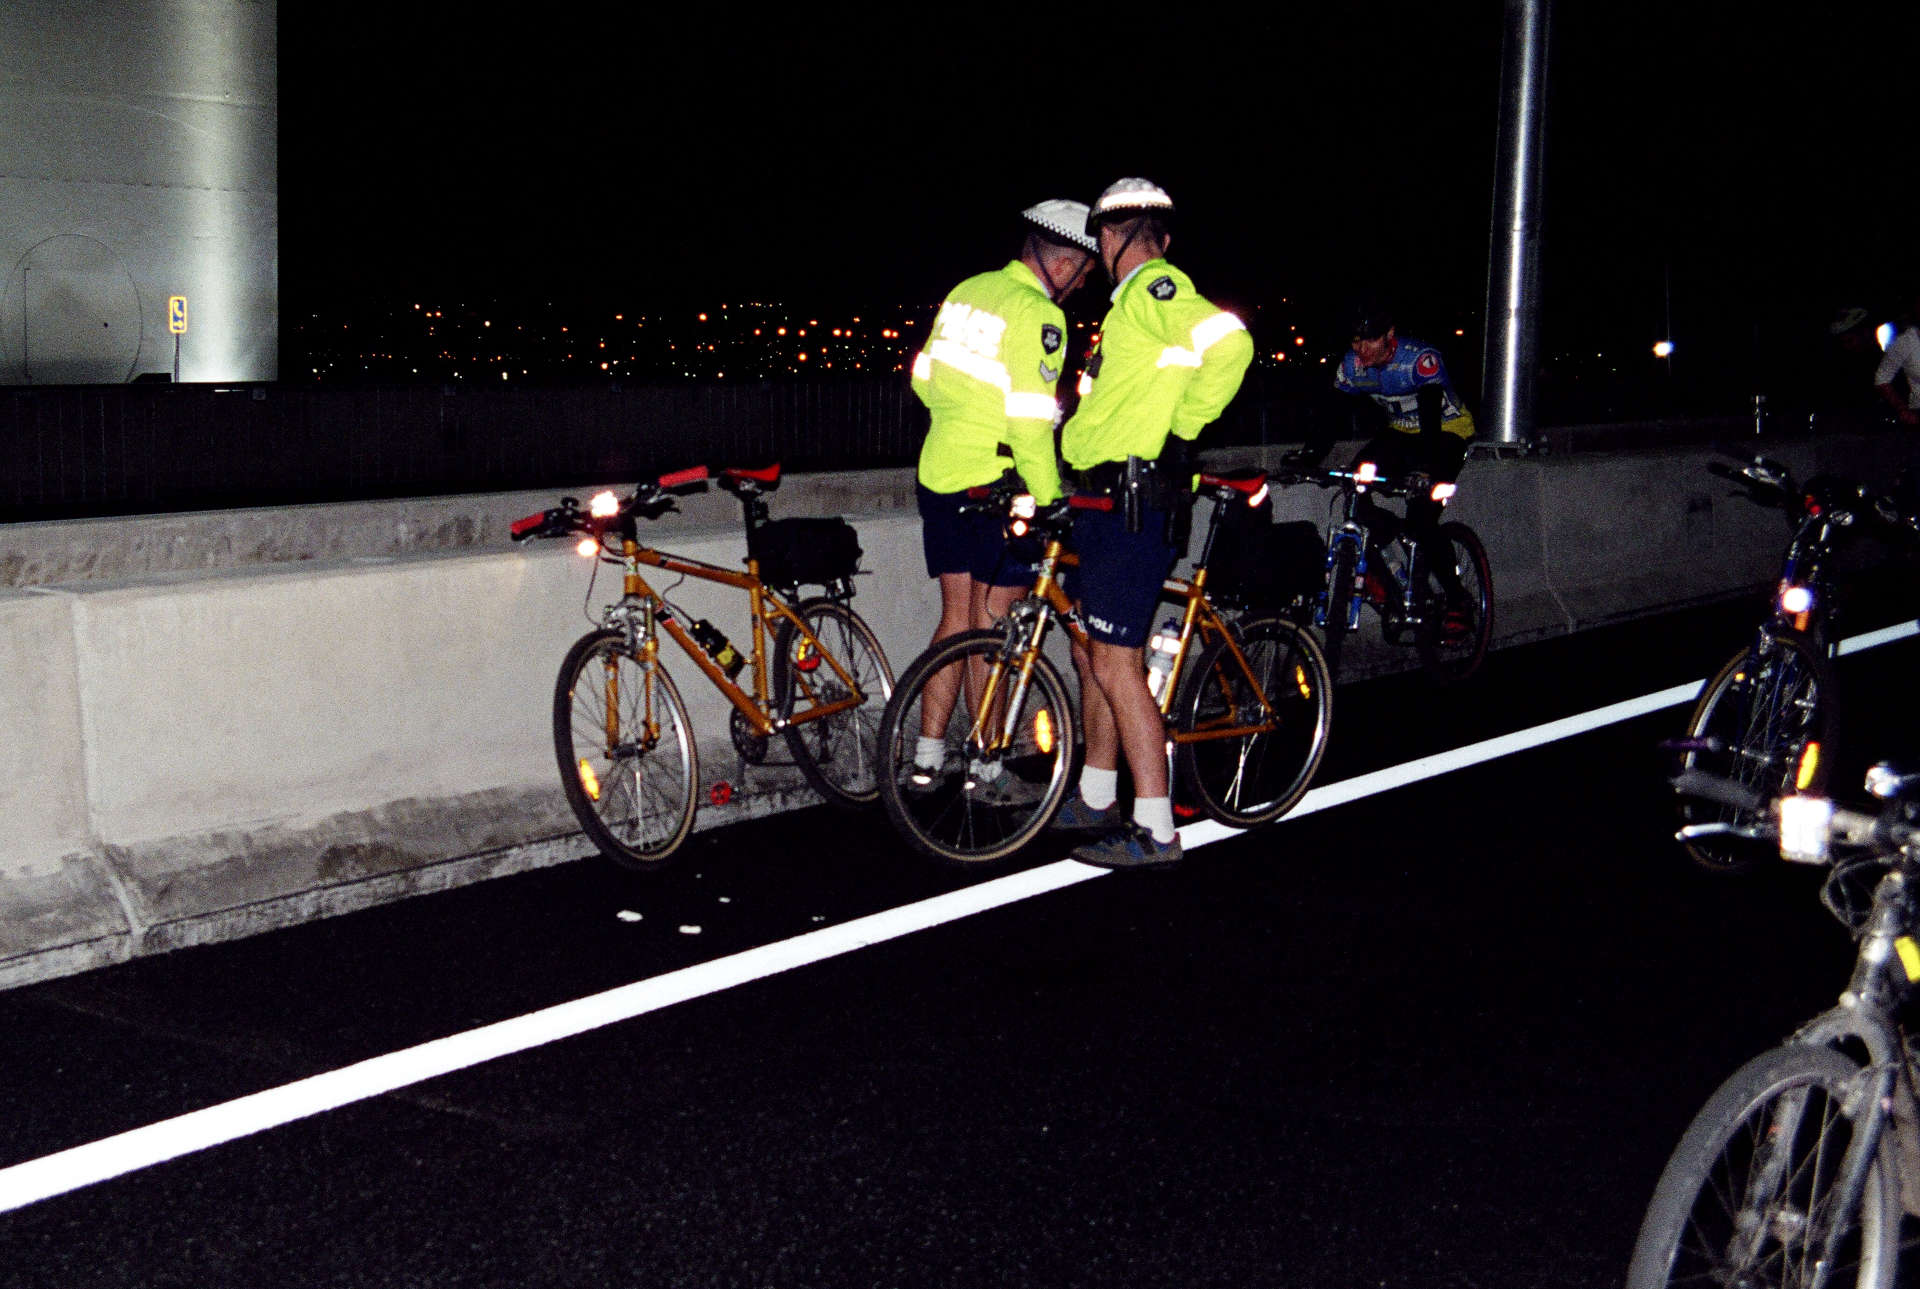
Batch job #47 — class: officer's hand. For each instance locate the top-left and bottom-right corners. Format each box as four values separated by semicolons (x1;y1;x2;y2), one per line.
1405;470;1432;495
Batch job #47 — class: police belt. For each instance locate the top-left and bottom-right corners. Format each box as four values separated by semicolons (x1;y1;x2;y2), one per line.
1066;455;1188;535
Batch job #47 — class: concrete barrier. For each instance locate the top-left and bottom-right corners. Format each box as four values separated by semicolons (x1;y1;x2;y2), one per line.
1;430;1915;989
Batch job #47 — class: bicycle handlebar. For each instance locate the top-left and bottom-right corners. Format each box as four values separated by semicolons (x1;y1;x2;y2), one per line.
1669;769;1920;862
509;465;711;541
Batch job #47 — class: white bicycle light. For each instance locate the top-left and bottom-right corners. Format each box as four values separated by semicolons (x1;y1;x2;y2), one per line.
1430;481;1457;504
1011;493;1037;521
1355;461;1379;484
1778;794;1834;864
589;490;621;518
1779;584;1814;615
1248;482;1270;508
575;537;599;559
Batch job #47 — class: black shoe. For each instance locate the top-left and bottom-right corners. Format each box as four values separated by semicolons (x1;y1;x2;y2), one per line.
1071;822;1183;869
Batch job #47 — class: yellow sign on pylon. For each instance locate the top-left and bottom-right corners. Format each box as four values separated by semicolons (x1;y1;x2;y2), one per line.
168;296;188;335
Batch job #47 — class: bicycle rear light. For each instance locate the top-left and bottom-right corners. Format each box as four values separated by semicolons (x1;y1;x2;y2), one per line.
1779;584;1814;615
1034;708;1055;755
589;491;621;518
1430;482;1457;504
1796;740;1822;791
1778;794;1833;864
577;758;603;802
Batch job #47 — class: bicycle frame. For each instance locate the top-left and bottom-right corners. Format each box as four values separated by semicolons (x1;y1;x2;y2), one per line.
604;535;869;740
958;501;1282;762
1313;469;1430;633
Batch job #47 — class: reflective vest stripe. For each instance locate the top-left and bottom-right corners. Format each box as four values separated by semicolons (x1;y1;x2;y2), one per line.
911;351;933;381
1156;311;1247;369
927;337;1011;390
1005;390;1058;421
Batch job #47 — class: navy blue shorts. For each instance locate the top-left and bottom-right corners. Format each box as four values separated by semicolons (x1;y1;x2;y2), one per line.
1067;502;1176;647
916;484;1040;588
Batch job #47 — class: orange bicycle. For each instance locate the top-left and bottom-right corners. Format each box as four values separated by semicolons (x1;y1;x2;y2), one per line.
876;469;1333;866
512;464;892;869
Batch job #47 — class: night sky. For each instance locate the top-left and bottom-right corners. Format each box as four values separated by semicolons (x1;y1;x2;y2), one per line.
280;8;1919;391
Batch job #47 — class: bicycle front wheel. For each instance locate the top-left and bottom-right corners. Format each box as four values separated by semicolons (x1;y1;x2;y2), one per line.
877;629;1076;866
1680;628;1838;874
774;598;894;809
552;629;699;870
1319;542;1358;681
1174;614;1332;827
1414;522;1492;684
1626;1043;1900;1289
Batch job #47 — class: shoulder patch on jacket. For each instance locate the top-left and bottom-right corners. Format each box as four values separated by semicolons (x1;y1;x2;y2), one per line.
1041;324;1062;354
1148;276;1177;301
1040;361;1059;383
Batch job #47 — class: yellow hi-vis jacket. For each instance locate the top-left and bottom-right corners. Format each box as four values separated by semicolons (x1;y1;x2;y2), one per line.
1062;258;1252;469
911;260;1068;504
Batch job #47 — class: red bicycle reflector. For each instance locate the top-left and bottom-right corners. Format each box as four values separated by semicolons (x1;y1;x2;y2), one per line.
794;641;821;672
709;781;733;806
1173;803;1198;819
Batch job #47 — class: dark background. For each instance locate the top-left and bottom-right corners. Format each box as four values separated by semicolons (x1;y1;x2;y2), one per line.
280;8;1920;380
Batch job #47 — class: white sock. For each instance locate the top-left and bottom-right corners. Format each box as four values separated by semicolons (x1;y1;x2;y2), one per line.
915;737;946;770
1133;797;1176;845
1079;766;1118;810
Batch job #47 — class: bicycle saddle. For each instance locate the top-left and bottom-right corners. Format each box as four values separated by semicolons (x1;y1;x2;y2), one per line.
718;463;783;496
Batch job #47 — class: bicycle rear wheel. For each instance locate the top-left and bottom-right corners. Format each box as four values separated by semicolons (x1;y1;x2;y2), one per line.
1679;628;1838;874
552;629;698;870
774;598;893;809
877;629;1076;866
1626;1043;1900;1289
1413;522;1492;684
1174;614;1332;827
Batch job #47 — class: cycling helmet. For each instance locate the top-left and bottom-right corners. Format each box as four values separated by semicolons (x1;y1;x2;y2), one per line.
1829;305;1870;337
1085;178;1175;233
1021;199;1097;253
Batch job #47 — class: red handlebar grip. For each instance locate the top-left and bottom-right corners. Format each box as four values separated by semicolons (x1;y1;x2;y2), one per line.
1068;494;1115;512
657;465;709;489
510;512;547;538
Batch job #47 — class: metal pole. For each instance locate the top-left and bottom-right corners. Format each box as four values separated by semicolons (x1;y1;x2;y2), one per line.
1480;0;1551;448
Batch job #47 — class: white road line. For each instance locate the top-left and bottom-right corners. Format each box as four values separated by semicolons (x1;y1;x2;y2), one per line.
2;621;1913;1214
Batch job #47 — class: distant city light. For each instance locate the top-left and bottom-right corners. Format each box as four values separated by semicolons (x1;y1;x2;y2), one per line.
1653;340;1675;358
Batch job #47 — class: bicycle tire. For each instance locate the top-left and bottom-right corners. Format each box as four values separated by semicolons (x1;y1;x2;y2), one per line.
1320;542;1359;681
772;598;894;809
1414;522;1493;684
1679;628;1839;874
877;628;1076;866
1626;1043;1900;1289
552;629;698;870
1173;614;1332;827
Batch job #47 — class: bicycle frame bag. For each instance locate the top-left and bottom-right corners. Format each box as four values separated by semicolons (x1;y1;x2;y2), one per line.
749;517;863;590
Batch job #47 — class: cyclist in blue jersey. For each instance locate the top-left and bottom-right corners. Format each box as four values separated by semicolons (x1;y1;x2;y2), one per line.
1324;299;1475;541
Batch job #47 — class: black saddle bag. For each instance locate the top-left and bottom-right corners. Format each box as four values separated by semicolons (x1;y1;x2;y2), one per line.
749;517;863;590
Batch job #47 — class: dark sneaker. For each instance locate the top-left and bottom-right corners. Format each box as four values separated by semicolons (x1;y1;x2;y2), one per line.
966;770;1045;807
1049;796;1126;832
1071;823;1183;870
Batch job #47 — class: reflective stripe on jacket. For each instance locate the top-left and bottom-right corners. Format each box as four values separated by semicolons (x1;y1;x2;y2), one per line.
1062;258;1251;469
910;260;1068;502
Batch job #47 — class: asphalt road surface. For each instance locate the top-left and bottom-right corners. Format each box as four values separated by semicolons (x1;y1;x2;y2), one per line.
4;589;1920;1289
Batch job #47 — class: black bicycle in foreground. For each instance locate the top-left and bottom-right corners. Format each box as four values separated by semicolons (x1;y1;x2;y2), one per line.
1629;763;1920;1287
1674;455;1918;874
